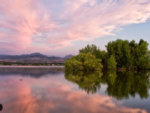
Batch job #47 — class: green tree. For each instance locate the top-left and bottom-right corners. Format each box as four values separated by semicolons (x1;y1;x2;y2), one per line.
65;52;103;71
79;44;100;57
79;44;107;59
66;39;150;71
107;55;117;70
134;40;149;69
122;40;132;69
105;39;150;70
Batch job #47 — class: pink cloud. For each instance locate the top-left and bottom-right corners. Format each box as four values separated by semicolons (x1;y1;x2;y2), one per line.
0;0;150;54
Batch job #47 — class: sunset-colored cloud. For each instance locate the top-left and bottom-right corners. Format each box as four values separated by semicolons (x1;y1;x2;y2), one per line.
0;0;150;54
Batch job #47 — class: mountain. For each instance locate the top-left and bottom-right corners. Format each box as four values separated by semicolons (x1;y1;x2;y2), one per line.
0;53;73;63
63;55;74;60
30;53;46;57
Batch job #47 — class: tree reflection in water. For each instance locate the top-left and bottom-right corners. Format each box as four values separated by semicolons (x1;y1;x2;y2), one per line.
65;70;150;100
65;71;103;94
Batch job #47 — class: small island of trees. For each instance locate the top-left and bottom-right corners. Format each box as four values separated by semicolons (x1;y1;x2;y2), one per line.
65;39;150;71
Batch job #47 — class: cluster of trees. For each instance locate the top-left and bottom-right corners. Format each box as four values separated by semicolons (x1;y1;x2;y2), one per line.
65;39;150;71
65;70;150;99
65;52;103;71
106;39;150;70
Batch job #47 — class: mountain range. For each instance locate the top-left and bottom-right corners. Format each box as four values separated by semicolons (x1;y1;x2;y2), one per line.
0;53;74;63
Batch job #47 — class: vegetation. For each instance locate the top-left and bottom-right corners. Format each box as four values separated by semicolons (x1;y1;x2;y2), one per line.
107;55;117;70
65;52;103;71
65;39;150;71
106;39;149;70
65;39;150;99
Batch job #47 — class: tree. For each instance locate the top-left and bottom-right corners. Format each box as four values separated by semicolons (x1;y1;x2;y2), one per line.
65;52;103;71
107;55;117;70
106;39;124;67
105;39;150;70
122;40;132;69
134;40;149;69
79;44;99;56
79;44;106;59
66;39;150;71
84;59;103;71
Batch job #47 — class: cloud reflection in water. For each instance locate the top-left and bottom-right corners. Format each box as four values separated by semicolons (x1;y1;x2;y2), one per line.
0;67;148;113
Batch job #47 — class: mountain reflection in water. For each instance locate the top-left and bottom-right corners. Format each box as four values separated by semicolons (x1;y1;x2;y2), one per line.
0;66;64;78
0;67;150;113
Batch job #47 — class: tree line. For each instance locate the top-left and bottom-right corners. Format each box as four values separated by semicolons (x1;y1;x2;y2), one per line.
0;61;64;66
65;39;150;71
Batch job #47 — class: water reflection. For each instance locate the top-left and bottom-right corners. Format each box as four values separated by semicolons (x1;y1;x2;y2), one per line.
0;67;150;113
65;71;103;94
106;71;150;100
0;67;64;78
65;70;150;100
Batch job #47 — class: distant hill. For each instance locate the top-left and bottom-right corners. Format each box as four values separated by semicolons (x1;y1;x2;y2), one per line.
0;53;73;63
63;55;74;60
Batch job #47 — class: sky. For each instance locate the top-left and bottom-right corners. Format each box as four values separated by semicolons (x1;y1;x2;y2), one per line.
0;0;150;57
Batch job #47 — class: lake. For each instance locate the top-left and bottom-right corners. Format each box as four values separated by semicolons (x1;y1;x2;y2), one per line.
0;66;150;113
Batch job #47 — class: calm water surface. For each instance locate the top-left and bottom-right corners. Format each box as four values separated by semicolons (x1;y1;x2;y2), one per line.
0;66;150;113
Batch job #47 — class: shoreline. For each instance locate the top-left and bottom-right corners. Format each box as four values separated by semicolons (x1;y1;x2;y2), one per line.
0;65;64;68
